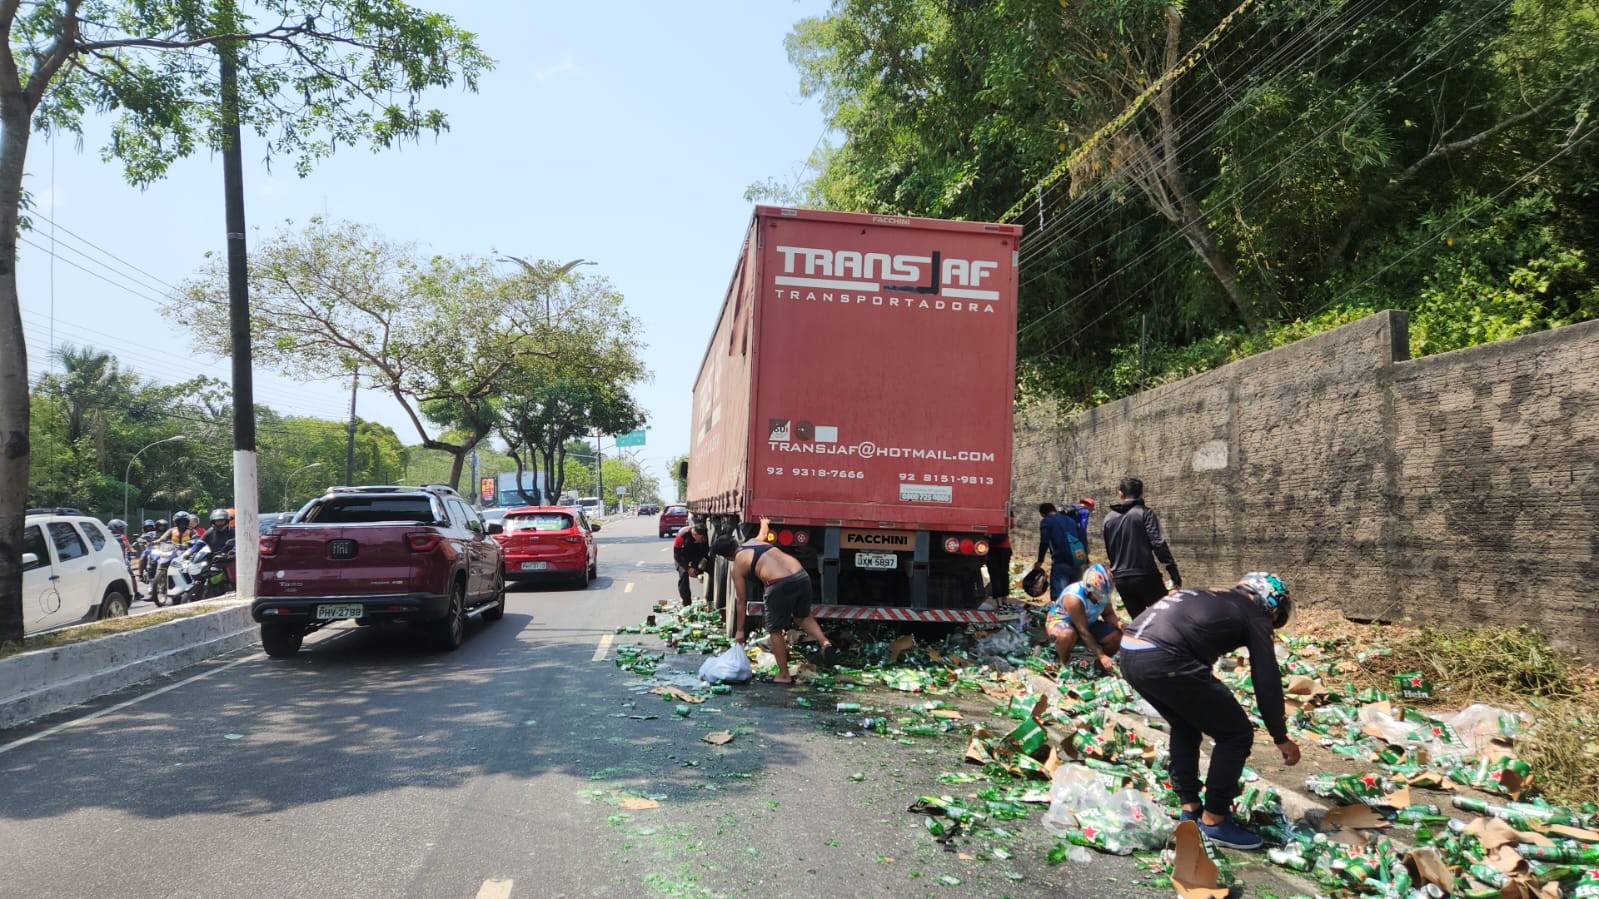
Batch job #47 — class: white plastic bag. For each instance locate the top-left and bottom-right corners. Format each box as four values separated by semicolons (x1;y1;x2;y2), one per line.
699;643;753;684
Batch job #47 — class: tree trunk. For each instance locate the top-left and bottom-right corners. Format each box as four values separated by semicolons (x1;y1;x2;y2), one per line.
1176;196;1260;331
0;94;35;645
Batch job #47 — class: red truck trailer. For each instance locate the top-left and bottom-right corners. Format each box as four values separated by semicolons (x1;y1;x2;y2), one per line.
687;206;1022;630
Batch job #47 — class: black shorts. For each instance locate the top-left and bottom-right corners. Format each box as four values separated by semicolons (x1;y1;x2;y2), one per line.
763;571;813;632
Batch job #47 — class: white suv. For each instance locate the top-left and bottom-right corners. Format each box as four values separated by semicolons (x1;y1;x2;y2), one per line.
20;514;136;635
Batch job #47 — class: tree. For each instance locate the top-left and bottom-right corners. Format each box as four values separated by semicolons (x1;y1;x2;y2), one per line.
175;220;566;494
0;2;489;645
493;261;649;506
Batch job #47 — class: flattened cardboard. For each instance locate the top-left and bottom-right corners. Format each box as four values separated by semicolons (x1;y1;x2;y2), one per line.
1170;821;1228;899
1403;847;1453;892
650;686;706;704
889;634;916;662
1323;803;1390;830
619;797;660;810
702;730;734;745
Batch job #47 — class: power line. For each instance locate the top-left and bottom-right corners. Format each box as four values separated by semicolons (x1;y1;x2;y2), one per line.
1014;0;1448;276
1027;120;1595;364
1013;0;1519;342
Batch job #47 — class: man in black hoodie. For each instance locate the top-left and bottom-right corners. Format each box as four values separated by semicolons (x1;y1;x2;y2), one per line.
1102;477;1181;619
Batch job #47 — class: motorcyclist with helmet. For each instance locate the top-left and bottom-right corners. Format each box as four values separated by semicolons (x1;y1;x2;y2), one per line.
202;508;234;553
1118;572;1300;851
106;518;131;558
163;512;200;545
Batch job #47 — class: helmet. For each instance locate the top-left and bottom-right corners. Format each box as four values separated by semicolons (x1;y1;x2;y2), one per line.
107;518;127;534
210;508;230;524
1237;572;1293;629
1080;563;1113;604
1022;567;1050;598
142;519;157;530
156;519;170;530
173;511;192;527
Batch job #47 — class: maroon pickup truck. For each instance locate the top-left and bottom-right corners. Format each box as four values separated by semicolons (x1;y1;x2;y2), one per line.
253;484;506;657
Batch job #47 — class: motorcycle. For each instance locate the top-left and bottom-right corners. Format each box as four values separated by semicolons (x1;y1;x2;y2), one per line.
169;538;237;604
145;540;184;606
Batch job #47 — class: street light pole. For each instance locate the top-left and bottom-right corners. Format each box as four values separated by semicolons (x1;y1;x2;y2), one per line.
283;462;325;512
124;435;189;525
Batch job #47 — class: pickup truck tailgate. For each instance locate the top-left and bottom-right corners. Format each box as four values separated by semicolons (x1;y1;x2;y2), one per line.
258;525;414;597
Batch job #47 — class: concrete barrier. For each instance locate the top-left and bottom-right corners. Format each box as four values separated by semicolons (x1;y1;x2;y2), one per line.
0;600;258;730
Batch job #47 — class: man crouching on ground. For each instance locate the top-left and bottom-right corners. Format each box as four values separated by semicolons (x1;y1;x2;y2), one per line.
712;517;836;685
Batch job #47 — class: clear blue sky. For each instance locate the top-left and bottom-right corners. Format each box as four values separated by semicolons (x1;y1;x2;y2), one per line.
18;0;832;490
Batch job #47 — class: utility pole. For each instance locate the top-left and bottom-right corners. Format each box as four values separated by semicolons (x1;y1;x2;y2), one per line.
344;365;358;485
220;30;259;601
594;430;604;515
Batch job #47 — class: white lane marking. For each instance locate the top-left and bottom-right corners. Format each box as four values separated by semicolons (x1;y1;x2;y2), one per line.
635;560;645;567
660;547;669;553
624;582;635;593
591;634;614;662
0;651;261;756
476;880;513;899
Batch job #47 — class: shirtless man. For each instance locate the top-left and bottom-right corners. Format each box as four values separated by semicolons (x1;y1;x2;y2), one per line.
711;517;836;685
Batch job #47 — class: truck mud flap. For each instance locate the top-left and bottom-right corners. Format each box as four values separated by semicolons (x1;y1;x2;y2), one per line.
743;602;1013;626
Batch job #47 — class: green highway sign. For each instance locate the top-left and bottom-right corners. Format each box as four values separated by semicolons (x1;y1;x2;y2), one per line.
615;429;646;447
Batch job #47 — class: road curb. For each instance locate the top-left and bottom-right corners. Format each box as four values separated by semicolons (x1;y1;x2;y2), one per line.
0;601;257;730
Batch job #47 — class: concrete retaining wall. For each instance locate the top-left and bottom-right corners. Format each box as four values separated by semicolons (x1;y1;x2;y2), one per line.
0;601;257;730
1013;312;1599;660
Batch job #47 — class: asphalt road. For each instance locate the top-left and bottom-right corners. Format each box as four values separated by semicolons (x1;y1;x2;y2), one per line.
1;516;1210;899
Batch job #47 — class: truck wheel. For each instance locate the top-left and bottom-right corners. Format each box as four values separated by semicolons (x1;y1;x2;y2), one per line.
483;569;506;622
261;622;303;658
432;582;466;651
98;587;131;620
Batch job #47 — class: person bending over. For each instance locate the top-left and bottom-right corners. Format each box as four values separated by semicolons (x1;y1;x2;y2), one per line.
711;517;835;685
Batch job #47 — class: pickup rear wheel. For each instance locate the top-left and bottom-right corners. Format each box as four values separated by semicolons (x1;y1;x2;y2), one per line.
261;622;303;658
432;582;466;651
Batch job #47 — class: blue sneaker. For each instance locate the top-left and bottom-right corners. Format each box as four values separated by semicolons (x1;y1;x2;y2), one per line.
1178;808;1199;822
1198;817;1264;851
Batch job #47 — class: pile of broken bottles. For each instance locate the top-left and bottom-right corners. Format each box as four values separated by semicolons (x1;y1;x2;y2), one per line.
618;602;1599;897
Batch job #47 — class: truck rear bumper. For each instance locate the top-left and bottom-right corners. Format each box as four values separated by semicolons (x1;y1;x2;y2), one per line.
251;592;451;623
744;601;1018;626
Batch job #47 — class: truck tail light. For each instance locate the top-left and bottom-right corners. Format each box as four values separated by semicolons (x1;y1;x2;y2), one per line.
973;540;990;556
943;537;961;553
793;530;810;546
407;533;442;552
777;529;794;546
259;535;279;557
959;538;975;554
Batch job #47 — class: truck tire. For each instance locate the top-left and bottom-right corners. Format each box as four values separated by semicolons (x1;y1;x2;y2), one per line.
431;582;467;651
261;622;303;658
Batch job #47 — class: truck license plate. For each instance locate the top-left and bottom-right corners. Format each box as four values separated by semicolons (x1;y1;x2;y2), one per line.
855;552;898;571
315;604;363;620
520;561;548;571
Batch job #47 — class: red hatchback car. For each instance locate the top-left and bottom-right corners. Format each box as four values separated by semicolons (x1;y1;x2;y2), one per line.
494;506;600;588
658;504;690;538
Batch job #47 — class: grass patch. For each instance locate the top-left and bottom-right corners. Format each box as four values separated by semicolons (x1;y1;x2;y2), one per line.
1293;609;1599;806
1354;624;1583;703
0;608;212;661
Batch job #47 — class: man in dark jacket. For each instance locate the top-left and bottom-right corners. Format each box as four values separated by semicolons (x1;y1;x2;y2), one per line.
1102;477;1180;619
673;523;710;606
1034;502;1090;601
1119;572;1301;850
